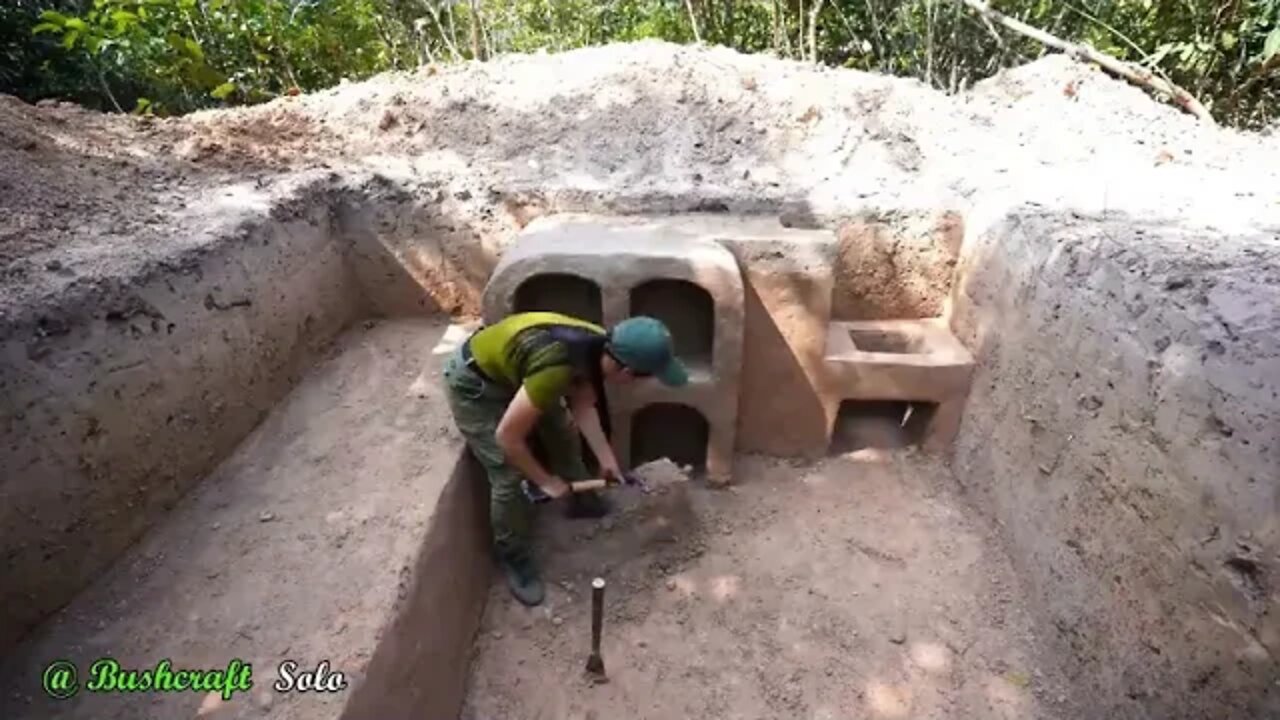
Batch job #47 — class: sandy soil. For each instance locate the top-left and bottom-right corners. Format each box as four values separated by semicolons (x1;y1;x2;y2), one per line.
0;317;461;720
5;43;1279;320
463;449;1073;720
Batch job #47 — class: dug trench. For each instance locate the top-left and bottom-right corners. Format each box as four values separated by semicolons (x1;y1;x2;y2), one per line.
1;173;1277;720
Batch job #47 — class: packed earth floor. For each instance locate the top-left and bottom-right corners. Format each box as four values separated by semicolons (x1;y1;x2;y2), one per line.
463;449;1074;720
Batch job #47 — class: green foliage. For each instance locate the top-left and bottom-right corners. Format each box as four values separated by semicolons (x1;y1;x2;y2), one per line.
1;0;1277;126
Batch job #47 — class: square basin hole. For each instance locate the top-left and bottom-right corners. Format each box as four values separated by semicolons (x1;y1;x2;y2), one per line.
830;400;937;452
631;403;708;471
849;328;926;354
514;273;603;324
630;279;714;369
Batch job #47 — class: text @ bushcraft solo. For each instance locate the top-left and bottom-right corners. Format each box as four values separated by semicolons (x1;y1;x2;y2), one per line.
41;657;347;701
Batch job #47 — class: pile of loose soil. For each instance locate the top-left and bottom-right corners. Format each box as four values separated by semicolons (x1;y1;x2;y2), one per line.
463;450;1075;720
539;458;702;581
5;41;1279;321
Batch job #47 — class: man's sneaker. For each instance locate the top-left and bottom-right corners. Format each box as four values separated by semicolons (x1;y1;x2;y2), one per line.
498;550;545;606
565;489;611;519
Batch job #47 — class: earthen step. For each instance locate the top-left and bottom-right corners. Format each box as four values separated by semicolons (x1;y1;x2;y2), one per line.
0;319;489;720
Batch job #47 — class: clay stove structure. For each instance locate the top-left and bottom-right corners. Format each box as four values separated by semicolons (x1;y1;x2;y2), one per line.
480;216;744;483
824;318;975;451
482;213;980;477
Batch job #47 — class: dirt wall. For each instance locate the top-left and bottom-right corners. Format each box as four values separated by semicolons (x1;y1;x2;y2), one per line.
0;194;362;653
336;175;503;318
832;210;963;320
339;452;492;720
949;204;1280;719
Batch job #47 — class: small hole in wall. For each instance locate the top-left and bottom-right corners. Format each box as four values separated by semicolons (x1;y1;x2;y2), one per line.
514;273;603;324
631;403;708;472
830;401;937;453
630;279;714;372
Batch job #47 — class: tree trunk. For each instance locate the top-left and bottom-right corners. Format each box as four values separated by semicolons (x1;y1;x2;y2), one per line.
468;0;485;61
770;0;782;55
95;63;124;113
428;5;462;61
445;3;463;57
808;0;824;63
797;0;805;60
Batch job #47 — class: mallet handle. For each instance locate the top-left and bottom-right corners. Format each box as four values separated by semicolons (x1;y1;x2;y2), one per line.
590;578;605;654
572;479;608;492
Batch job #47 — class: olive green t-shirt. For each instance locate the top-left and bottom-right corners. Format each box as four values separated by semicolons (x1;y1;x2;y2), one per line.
468;311;606;411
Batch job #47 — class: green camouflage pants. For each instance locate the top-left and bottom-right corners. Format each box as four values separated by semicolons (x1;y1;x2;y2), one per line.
442;347;588;558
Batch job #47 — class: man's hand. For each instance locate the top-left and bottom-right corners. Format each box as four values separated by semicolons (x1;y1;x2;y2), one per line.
521;476;574;504
542;476;573;499
598;459;624;485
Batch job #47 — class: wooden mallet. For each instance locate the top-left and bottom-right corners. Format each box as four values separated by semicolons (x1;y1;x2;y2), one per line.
585;577;608;681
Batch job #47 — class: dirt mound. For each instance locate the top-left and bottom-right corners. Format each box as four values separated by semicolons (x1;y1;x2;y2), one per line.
961;54;1277;173
0;96;171;265
623;457;692;493
540;458;703;582
3;41;1278;318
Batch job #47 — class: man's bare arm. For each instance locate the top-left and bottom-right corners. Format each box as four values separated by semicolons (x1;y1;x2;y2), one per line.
569;382;622;479
495;387;572;498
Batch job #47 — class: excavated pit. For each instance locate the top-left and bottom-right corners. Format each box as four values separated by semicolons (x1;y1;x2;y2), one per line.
0;195;1003;720
2;43;1278;720
0;187;501;720
2;181;1276;720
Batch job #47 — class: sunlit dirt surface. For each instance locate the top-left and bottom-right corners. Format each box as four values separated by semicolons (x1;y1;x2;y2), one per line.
463;448;1072;720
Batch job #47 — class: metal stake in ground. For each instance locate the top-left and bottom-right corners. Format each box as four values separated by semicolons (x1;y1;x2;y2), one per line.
585;577;608;682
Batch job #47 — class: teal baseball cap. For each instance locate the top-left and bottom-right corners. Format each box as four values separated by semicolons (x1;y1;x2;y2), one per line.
608;316;689;386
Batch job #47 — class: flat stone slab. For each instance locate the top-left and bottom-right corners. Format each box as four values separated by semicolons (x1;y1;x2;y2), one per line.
0;318;488;720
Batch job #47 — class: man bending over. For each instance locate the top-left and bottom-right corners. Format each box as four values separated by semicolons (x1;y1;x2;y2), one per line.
442;311;688;605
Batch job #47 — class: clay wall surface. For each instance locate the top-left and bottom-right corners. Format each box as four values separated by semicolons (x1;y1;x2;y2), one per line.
832;209;964;320
339;453;491;720
0;318;489;720
714;228;838;458
950;204;1280;719
334;176;503;318
0;196;360;653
